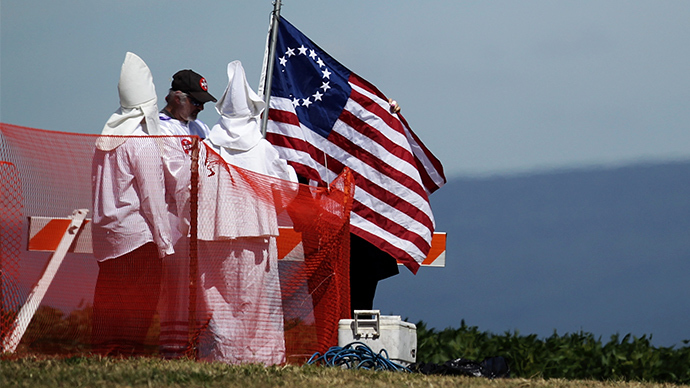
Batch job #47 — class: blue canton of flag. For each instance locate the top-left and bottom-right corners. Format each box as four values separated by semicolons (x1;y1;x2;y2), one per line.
269;20;351;139
265;17;446;273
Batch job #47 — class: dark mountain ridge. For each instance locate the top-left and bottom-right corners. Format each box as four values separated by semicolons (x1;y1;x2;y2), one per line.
376;161;690;347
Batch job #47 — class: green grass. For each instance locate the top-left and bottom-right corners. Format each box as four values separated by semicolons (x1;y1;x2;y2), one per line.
7;313;690;386
1;356;689;388
415;321;690;383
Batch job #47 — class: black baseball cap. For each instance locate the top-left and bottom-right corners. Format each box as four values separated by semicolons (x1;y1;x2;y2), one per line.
171;69;217;103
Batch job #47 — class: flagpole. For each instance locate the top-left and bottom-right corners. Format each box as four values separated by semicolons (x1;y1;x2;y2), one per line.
261;0;281;137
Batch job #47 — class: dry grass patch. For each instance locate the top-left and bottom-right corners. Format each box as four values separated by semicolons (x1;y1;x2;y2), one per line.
2;357;689;388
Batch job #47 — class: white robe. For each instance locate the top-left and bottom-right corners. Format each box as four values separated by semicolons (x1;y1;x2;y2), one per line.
92;125;174;261
195;60;297;365
194;143;295;365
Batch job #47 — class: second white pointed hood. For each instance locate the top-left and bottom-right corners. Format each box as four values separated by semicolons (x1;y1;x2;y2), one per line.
97;52;160;151
207;60;264;152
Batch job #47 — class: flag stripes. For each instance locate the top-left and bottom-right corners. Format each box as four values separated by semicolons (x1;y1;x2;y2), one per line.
265;17;446;272
267;89;434;271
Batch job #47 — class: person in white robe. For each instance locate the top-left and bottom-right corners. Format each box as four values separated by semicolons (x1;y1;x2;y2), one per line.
196;60;297;365
91;52;174;355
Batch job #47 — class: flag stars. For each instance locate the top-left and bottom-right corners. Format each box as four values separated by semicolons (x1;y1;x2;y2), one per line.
278;44;333;110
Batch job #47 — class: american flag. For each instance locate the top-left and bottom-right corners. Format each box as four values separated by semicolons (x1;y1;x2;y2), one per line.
265;17;446;273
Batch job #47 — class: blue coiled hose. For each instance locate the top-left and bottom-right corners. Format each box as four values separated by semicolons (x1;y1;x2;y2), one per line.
305;341;411;372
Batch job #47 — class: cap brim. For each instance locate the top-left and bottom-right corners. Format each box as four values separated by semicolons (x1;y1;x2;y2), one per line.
189;91;217;104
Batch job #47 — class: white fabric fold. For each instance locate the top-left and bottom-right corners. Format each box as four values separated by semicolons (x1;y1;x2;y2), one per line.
208;60;264;152
97;52;160;151
206;60;296;181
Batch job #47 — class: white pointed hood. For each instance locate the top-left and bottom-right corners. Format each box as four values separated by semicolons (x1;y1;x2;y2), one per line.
97;52;160;151
207;60;264;152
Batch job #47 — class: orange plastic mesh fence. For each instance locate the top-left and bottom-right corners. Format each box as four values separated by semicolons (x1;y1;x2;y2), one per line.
0;161;23;348
0;123;353;364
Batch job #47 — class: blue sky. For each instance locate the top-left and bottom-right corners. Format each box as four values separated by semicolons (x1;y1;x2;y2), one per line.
3;1;690;177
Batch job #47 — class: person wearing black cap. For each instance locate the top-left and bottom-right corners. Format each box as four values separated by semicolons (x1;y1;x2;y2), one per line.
157;69;216;358
159;69;217;139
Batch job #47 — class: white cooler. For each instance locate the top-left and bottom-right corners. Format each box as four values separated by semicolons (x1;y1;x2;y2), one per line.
338;310;417;365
